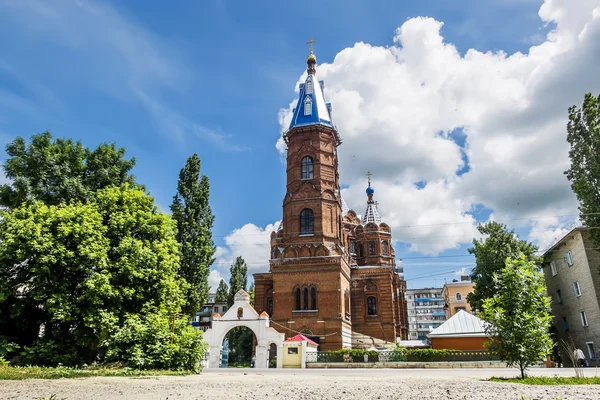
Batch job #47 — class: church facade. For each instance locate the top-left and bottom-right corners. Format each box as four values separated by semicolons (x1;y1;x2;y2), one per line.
253;48;408;351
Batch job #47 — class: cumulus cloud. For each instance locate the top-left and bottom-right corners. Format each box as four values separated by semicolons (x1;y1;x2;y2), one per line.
209;221;280;290
273;0;599;254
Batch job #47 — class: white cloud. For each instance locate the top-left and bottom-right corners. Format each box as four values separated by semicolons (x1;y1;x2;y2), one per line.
272;0;598;254
211;221;280;288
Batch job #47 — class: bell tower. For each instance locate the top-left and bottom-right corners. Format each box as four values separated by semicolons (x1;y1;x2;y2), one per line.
280;44;344;247
253;43;353;350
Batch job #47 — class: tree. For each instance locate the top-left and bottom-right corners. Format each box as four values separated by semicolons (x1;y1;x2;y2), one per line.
171;154;215;316
228;256;248;307
0;184;203;367
0;131;136;208
248;282;255;307
215;280;229;303
480;256;553;379
565;93;600;248
468;222;539;312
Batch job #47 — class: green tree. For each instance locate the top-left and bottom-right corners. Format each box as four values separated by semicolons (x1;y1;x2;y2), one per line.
228;256;248;307
0;184;202;367
215;279;229;303
0;131;136;208
481;256;553;379
171;154;215;316
248;282;255;307
468;222;539;312
565;93;600;247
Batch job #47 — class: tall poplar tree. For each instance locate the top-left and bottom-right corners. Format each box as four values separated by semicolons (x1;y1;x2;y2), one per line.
171;154;215;316
565;93;600;248
215;280;229;303
228;256;248;307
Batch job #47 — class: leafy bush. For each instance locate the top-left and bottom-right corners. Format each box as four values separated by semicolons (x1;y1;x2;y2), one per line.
105;309;206;370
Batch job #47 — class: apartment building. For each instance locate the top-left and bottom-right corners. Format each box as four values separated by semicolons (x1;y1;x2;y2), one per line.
194;293;228;331
405;288;446;340
442;276;475;318
543;227;600;365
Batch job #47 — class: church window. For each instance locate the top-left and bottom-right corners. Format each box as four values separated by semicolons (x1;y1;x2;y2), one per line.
311;287;317;310
304;96;312;116
295;288;301;310
369;241;376;256
303;288;309;310
344;289;350;318
382;241;389;256
301;156;314;179
367;296;377;316
305;78;313;94
456;293;462;301
267;299;273;317
349;240;356;255
300;209;314;235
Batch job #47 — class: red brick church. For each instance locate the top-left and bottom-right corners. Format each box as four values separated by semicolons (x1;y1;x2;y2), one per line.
254;46;408;350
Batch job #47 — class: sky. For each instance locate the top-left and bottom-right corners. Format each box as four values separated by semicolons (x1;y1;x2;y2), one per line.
1;0;599;291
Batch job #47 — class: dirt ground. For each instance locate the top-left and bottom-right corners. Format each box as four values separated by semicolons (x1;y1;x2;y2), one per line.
1;368;599;400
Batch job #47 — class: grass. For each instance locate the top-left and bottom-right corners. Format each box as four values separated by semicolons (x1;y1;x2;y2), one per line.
0;365;194;380
490;376;600;385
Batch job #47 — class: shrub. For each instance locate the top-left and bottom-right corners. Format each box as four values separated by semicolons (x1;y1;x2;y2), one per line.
105;309;206;370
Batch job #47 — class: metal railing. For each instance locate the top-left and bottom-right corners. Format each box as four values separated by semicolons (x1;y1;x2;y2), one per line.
306;350;500;363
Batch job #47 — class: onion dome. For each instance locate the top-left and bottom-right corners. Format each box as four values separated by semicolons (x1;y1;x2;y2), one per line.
362;172;382;225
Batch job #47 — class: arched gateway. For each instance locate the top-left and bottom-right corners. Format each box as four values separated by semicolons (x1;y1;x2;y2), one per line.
204;289;284;368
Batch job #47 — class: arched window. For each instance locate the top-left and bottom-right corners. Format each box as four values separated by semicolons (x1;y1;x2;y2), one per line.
301;156;314;180
311;287;317;310
300;209;314;235
349;240;356;255
369;241;376;256
267;299;273;317
344;289;350;318
303;288;309;310
382;241;388;256
304;96;312;116
237;307;243;319
456;293;462;301
295;288;301;310
367;296;377;316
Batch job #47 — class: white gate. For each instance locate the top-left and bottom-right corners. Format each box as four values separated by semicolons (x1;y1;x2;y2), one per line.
203;290;284;368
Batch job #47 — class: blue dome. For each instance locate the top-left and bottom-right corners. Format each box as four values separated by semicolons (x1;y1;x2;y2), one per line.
366;186;374;195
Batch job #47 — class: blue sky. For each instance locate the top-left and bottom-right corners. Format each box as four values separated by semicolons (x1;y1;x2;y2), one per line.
1;0;596;290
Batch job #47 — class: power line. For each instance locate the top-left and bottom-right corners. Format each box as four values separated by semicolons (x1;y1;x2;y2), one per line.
210;213;599;239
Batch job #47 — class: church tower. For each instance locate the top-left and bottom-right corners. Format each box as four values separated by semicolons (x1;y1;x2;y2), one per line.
254;43;353;350
254;42;408;350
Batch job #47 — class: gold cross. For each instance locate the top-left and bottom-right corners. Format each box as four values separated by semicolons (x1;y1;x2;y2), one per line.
366;170;372;186
306;37;317;54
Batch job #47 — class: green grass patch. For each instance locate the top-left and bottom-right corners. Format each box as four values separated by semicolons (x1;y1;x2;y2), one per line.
490;376;600;385
0;365;194;380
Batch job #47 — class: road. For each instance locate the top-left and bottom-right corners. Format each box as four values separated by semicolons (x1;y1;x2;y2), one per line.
1;367;598;400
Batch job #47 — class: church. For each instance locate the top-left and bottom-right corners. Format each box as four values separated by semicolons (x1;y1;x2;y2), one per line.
253;45;408;351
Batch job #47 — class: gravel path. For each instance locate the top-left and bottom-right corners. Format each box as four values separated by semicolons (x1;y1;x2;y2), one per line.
1;368;599;400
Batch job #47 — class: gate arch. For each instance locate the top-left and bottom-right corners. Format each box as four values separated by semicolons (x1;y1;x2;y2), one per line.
204;290;284;368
